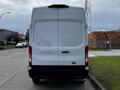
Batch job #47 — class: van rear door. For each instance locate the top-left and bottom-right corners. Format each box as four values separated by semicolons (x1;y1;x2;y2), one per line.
32;8;59;65
58;8;85;65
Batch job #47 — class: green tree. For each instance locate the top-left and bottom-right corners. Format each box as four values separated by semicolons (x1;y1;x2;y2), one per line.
6;33;20;43
25;29;29;41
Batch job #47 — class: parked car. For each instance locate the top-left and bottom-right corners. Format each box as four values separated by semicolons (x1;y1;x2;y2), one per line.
28;4;89;84
22;41;28;47
16;42;24;48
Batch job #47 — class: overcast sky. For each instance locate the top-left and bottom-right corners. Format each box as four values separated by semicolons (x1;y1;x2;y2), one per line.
0;0;120;33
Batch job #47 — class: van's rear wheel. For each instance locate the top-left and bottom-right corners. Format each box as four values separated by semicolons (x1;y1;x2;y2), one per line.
74;79;86;84
32;77;40;84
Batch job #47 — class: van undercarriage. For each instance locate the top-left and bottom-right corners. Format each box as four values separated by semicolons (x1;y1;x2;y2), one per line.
28;65;89;79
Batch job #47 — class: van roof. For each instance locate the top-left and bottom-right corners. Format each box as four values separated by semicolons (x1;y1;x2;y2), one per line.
48;4;69;8
33;4;84;10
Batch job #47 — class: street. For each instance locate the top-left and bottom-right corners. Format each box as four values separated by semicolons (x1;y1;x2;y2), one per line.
0;48;95;90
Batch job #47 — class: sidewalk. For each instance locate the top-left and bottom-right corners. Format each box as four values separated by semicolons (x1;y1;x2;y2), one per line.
89;49;120;57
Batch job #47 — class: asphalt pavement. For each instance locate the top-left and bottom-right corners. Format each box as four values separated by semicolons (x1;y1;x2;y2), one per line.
0;48;96;90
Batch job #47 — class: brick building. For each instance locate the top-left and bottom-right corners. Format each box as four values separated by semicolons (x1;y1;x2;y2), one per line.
88;31;120;49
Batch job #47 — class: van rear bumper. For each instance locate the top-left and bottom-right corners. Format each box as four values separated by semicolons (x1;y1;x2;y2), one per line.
28;65;89;79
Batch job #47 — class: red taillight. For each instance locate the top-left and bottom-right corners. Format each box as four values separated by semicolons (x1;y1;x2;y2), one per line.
28;46;32;66
85;46;88;65
29;46;32;57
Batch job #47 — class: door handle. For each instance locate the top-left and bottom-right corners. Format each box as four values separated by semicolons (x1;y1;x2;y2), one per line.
61;51;69;54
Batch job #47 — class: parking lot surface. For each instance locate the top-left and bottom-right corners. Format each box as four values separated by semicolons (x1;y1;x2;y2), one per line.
0;48;95;90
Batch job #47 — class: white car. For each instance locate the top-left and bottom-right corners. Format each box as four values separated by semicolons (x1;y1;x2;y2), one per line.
16;42;24;48
28;4;89;84
22;42;28;47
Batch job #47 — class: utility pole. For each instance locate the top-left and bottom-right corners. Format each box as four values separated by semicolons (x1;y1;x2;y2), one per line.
84;0;92;32
84;0;93;48
85;0;88;14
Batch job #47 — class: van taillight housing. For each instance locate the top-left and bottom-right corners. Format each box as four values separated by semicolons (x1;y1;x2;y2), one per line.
85;46;88;65
28;46;32;66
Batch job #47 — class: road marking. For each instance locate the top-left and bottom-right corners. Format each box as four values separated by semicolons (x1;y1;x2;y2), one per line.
89;54;96;57
0;66;25;87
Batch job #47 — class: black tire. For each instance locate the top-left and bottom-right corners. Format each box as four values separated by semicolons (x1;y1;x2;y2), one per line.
32;78;40;84
74;79;86;84
80;80;85;84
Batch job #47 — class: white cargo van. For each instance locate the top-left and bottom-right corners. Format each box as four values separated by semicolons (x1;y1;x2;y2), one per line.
28;4;89;83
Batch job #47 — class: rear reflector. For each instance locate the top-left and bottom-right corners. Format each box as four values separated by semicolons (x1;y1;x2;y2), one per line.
85;46;88;65
28;59;32;66
28;46;32;66
29;46;32;57
48;4;69;8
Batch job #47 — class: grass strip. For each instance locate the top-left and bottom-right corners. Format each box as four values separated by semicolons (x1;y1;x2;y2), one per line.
89;56;120;90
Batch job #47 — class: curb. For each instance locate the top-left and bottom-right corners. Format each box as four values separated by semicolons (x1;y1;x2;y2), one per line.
88;74;106;90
